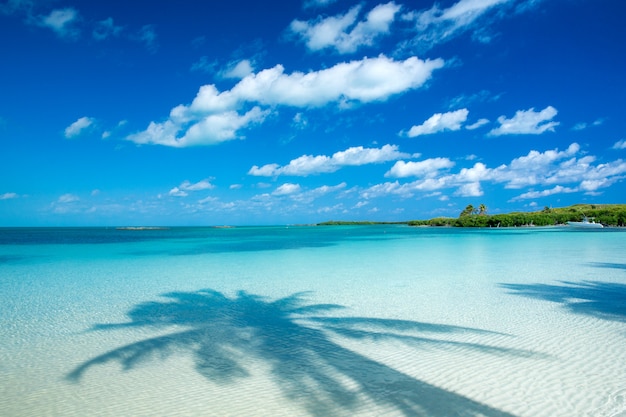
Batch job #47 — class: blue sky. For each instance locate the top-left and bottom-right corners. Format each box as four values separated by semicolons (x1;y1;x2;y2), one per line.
1;0;625;226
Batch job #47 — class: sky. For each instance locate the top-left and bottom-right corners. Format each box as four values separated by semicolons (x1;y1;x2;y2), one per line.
1;0;625;226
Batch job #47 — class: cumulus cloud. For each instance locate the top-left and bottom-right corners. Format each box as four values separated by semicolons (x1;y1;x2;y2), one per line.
129;107;269;147
273;183;302;196
447;89;497;109
454;181;483;197
190;56;217;73
93;17;123;40
292;112;308;130
169;179;215;197
510;185;578;201
489;106;559;136
499;143;581;188
33;7;80;39
181;179;214;191
249;144;413;177
572;119;603;131
465;118;489;130
134;24;158;53
613;139;626;150
220;59;255;79
402;0;511;50
168;187;188;197
0;192;18;200
290;2;401;54
293;183;347;203
1;0;33;15
303;0;338;9
406;108;469;137
128;55;444;147
227;55;443;107
57;193;79;203
385;157;454;178
64;116;95;138
361;142;626;201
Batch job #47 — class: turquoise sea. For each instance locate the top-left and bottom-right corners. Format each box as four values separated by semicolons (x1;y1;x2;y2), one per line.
1;226;625;417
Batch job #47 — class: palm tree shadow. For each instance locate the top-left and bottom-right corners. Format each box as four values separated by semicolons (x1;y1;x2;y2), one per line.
67;289;531;417
500;281;626;322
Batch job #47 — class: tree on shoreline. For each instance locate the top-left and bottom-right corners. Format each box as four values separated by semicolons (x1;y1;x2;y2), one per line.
407;204;626;227
460;204;476;217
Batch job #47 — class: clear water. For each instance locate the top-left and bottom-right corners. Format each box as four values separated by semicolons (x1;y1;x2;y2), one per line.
1;226;625;417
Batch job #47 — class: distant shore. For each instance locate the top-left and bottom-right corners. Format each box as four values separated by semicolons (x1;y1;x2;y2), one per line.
318;204;626;228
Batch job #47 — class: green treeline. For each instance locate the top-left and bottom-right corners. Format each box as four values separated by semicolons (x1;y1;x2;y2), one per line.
318;204;626;227
407;204;626;227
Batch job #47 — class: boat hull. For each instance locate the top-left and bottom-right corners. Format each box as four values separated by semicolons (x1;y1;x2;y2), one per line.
567;221;603;228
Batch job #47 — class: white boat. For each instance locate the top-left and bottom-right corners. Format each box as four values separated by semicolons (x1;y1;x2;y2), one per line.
567;216;603;228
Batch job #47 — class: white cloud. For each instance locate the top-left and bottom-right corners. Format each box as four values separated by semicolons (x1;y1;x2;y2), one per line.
249;144;413;177
403;0;511;50
1;0;33;15
303;0;338;9
34;7;80;39
273;183;301;196
181;108;269;146
510;185;578;201
92;17;123;40
406;108;469;137
573;119;604;131
64;117;95;138
130;107;269;147
489;106;559;136
293;183;347;203
220;59;255;79
168;187;188;197
169;179;215;197
292;112;308;130
465;118;489;130
501;143;580;188
613;139;626;150
361;142;626;201
0;192;18;200
385;157;454;178
229;54;443;107
290;2;402;54
454;181;483;197
134;24;158;53
128;55;444;147
447;89;496;109
180;179;214;191
57;193;79;203
190;56;217;73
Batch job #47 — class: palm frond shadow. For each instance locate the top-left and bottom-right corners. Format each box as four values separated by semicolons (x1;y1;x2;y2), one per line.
501;281;626;321
68;289;530;417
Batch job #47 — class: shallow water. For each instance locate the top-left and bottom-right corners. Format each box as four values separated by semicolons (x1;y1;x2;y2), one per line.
1;226;625;416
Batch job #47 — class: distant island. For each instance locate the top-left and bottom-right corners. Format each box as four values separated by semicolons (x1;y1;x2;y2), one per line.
318;204;626;227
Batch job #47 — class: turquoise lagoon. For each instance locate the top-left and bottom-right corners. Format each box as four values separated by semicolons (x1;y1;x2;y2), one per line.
1;226;625;416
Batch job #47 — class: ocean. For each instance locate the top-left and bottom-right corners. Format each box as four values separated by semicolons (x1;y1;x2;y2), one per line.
1;225;625;417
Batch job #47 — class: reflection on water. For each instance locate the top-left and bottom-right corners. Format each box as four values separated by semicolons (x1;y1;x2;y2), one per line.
69;289;538;417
